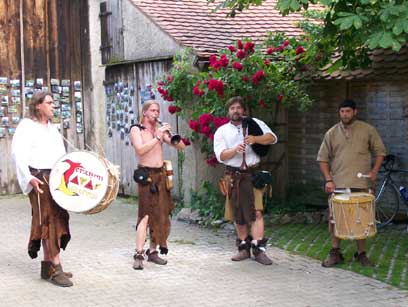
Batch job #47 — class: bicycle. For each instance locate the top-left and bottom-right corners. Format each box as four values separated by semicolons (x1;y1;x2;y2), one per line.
375;154;408;228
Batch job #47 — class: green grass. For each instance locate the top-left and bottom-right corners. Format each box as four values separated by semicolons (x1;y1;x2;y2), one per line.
265;222;408;290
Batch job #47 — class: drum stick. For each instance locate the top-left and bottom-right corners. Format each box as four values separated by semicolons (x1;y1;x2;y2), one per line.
334;188;351;194
357;172;370;178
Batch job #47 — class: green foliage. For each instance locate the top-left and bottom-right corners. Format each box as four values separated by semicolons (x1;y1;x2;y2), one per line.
190;181;225;221
209;0;408;69
157;35;314;159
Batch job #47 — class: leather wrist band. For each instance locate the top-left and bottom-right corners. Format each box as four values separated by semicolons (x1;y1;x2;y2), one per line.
325;179;333;183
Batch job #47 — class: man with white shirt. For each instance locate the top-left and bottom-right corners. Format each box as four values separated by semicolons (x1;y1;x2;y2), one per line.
12;91;73;287
214;96;277;265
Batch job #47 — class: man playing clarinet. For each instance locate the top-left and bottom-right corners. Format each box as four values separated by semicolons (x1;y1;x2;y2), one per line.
214;96;278;265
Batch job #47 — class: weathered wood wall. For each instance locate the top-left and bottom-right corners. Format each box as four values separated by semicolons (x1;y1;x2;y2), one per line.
0;0;91;194
99;0;124;64
104;60;177;196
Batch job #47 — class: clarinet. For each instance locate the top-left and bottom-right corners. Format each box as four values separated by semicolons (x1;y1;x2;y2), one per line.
240;117;249;171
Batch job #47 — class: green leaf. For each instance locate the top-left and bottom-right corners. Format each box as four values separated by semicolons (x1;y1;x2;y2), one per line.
379;32;395;49
391;40;402;52
289;0;301;11
393;20;404;35
333;16;354;30
326;58;343;74
353;16;363;29
367;31;382;49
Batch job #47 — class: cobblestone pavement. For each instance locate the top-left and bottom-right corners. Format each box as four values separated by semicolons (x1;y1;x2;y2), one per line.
1;196;407;307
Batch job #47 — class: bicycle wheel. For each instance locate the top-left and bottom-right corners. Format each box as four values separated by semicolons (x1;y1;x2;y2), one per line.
375;181;400;228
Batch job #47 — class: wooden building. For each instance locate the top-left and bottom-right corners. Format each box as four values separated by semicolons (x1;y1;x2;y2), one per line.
3;0;407;205
0;0;100;194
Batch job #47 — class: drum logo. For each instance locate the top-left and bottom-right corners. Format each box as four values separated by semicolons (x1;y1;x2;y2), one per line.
57;159;104;199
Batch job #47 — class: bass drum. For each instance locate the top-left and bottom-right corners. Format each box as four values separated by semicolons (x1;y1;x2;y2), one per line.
49;151;119;214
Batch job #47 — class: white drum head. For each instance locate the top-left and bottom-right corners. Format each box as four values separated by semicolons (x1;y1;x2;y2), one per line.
333;192;372;201
49;151;109;212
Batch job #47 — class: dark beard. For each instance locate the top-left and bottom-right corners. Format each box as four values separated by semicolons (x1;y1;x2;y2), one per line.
229;112;242;122
341;117;355;126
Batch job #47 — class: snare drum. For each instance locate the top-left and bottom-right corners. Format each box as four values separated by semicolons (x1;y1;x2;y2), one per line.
49;151;120;214
330;192;376;240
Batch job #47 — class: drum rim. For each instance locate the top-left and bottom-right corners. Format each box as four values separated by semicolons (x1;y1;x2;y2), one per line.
332;192;374;202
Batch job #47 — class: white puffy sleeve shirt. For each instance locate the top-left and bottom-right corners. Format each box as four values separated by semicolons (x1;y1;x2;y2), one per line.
11;118;66;194
214;118;277;168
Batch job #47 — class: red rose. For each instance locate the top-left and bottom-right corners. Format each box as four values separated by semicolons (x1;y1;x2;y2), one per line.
244;41;255;53
259;99;267;108
208;133;214;140
237;40;244;50
267;47;275;55
207;79;224;98
168;105;181;114
189;120;200;132
209;55;222;71
213;116;229;128
209;54;217;64
242;75;249;82
181;137;191;146
295;46;305;55
252;70;266;86
232;62;243;71
193;81;205;96
282;40;290;47
219;54;229;68
168;105;177;114
166;75;174;82
236;50;246;59
228;45;236;53
277;94;284;102
165;95;174;102
200;125;211;135
189;122;199;133
264;60;270;66
199;113;213;126
157;81;165;86
206;155;218;167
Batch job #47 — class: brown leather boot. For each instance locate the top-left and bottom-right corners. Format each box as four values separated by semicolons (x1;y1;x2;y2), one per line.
133;250;145;270
147;249;167;265
354;251;374;267
41;261;73;279
231;237;251;261
252;239;273;265
322;248;344;267
49;264;73;287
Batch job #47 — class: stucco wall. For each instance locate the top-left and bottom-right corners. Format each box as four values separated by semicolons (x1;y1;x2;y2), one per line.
122;1;180;61
88;0;107;149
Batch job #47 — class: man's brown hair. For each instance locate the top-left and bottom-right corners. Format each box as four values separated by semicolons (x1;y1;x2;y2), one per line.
29;91;53;120
225;96;246;110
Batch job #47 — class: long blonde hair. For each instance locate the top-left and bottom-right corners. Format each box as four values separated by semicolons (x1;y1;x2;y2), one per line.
139;100;160;124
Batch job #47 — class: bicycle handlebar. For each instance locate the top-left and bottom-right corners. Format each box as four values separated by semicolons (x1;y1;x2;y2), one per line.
380;154;408;174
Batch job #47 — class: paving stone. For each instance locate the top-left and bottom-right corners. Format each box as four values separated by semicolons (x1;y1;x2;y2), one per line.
0;196;407;307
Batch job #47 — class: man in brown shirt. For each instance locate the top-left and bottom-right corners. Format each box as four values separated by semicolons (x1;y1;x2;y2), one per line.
317;99;386;267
